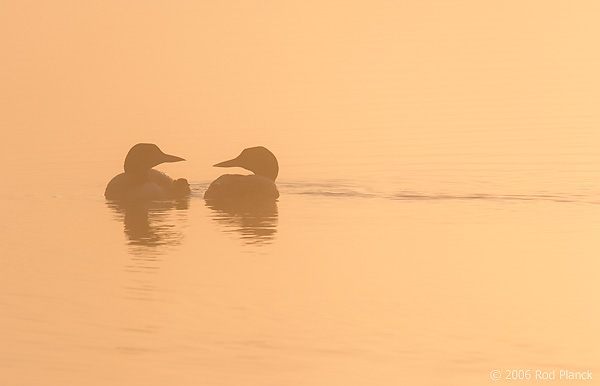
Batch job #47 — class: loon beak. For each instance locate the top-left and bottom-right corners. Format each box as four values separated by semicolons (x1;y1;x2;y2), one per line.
213;157;239;168
162;153;185;163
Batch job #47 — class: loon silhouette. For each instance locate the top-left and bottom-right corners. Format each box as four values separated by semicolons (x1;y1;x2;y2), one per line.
204;146;279;201
105;143;190;200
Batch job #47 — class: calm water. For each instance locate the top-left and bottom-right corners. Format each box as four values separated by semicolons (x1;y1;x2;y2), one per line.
1;2;599;385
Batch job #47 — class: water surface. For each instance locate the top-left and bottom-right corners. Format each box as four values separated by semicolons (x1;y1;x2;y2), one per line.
1;1;599;385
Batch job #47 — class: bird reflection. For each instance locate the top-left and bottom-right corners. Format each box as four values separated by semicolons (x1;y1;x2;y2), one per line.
205;200;278;245
107;198;189;254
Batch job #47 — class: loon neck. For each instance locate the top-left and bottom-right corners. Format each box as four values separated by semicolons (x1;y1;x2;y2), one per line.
125;169;152;184
253;169;277;181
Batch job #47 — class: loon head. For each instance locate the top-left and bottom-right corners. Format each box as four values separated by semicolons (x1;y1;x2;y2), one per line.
124;143;185;174
213;146;279;181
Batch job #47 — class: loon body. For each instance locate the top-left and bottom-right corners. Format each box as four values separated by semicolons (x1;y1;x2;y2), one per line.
105;143;190;200
204;146;279;201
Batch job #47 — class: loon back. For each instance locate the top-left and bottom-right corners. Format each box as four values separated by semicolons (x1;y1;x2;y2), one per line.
204;174;279;201
106;169;190;200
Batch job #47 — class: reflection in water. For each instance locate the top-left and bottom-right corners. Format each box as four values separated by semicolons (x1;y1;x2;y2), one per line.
206;200;278;245
106;199;190;355
107;199;189;255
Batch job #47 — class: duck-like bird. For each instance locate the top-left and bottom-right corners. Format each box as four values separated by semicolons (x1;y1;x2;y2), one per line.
105;143;190;200
204;146;279;201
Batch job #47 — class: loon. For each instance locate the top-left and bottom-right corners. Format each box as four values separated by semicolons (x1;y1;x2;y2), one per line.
204;146;279;201
105;143;190;200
